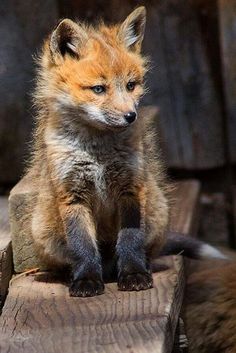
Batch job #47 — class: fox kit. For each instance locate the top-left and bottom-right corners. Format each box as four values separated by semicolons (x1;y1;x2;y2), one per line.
30;7;169;297
29;7;223;297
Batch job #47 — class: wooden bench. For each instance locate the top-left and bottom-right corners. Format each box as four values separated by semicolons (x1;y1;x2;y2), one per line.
0;180;200;353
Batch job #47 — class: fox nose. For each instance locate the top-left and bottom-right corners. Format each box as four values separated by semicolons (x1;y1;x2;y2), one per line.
124;111;136;124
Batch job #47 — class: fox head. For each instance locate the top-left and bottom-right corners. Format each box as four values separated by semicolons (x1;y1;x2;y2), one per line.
39;7;147;131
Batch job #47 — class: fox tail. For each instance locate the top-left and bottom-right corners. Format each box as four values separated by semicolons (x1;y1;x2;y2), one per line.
160;231;227;260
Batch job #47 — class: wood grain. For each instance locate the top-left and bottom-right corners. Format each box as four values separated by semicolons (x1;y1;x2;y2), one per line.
9;172;46;273
170;180;200;236
0;256;184;353
218;0;236;163
0;197;13;308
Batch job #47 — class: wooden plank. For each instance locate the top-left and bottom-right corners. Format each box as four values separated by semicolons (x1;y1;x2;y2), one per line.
172;318;188;353
1;179;200;353
146;0;224;169
0;256;184;353
218;0;236;163
9;172;46;273
169;180;200;236
199;192;229;246
0;197;13;308
0;0;59;184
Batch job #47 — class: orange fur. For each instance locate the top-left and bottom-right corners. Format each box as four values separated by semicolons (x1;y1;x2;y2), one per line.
37;19;147;123
28;7;169;296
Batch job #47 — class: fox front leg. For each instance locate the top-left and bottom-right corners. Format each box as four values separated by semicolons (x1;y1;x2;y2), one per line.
60;204;104;297
116;195;153;291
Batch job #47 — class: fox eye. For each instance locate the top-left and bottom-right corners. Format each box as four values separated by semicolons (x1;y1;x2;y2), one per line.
91;85;106;94
126;81;136;91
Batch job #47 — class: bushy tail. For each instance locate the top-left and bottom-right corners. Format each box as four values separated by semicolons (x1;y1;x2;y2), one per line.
160;231;227;260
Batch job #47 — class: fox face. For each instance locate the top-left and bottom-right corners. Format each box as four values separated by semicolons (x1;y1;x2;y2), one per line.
41;7;147;131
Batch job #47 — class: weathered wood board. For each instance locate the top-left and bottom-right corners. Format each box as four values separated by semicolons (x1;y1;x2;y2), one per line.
145;0;224;170
169;180;200;236
199;192;229;246
1;180;200;353
0;0;59;184
218;0;236;163
9;172;47;272
0;197;12;308
0;256;184;353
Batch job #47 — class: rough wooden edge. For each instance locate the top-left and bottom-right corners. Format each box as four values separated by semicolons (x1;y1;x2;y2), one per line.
172;317;188;353
169;180;201;236
0;256;184;353
0;243;12;310
0;197;13;310
9;176;45;272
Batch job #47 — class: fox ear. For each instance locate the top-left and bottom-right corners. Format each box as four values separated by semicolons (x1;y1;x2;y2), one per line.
50;19;87;62
119;7;146;52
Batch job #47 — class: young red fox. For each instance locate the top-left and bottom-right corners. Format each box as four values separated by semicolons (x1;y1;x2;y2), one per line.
29;7;223;297
30;7;169;297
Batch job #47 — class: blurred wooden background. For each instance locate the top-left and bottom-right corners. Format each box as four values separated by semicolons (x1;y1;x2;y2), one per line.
0;0;236;243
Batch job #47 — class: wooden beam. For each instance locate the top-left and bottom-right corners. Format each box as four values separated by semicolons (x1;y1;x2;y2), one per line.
0;256;184;353
169;180;200;236
9;172;46;273
218;0;236;163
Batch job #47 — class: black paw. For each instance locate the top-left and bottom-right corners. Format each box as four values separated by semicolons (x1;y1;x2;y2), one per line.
118;272;153;291
69;278;105;297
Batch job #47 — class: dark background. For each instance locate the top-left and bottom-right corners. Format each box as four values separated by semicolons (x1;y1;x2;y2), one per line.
0;0;236;245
